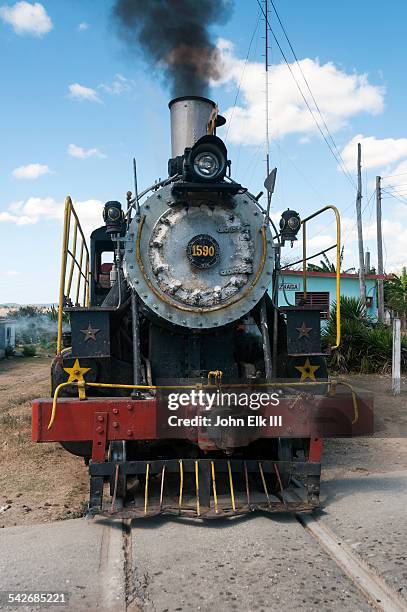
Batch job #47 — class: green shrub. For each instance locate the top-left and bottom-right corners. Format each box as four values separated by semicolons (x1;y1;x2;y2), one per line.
22;344;37;357
323;296;407;374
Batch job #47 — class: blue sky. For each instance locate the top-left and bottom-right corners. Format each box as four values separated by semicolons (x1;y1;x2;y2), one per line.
1;0;406;303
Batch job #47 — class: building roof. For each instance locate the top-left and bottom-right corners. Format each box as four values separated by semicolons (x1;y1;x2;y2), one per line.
282;269;390;280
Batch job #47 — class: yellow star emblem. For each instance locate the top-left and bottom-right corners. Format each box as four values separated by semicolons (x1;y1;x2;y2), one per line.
295;358;320;382
63;358;90;383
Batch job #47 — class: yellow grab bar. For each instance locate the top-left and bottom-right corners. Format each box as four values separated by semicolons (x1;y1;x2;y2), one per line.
178;460;184;513
301;205;341;350
47;377;359;430
211;461;218;514
57;196;90;354
195;460;200;516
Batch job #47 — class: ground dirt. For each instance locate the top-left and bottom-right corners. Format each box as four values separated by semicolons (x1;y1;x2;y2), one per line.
0;357;88;528
323;373;407;478
0;358;406;529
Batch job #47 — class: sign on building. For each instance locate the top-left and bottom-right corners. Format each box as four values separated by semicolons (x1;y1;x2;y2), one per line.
279;282;301;291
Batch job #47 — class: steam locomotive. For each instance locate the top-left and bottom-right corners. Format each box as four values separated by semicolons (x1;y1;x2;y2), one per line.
32;96;358;517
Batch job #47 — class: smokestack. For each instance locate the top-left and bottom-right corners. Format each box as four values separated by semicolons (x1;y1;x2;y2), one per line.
169;96;225;158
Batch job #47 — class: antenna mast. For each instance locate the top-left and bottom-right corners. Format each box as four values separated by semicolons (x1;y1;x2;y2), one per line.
265;0;271;211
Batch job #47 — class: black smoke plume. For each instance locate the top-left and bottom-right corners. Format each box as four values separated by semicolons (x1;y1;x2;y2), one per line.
113;0;233;97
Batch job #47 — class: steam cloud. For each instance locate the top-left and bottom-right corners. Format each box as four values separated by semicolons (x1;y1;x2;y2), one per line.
113;0;233;97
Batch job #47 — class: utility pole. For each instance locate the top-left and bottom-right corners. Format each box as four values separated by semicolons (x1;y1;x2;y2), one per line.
376;175;385;322
356;143;366;303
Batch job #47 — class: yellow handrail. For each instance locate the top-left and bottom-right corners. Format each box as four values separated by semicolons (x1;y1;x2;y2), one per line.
57;196;90;353
301;205;341;350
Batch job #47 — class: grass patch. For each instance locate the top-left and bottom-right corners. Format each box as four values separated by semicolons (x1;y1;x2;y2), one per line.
0;413;20;429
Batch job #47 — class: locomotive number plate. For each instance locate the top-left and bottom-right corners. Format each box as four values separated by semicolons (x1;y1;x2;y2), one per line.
186;234;220;269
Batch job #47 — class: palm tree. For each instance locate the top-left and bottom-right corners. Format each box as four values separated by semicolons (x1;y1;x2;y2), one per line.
384;267;407;315
307;246;355;273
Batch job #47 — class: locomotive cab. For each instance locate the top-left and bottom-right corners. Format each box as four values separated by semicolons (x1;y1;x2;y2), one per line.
89;226;116;306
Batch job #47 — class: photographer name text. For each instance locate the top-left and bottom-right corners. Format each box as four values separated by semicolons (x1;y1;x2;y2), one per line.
168;414;283;427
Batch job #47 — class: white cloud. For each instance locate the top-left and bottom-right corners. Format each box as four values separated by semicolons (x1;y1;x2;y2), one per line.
12;163;50;179
0;1;52;36
8;200;24;213
382;159;407;189
68;83;100;103
69;76;135;103
78;22;88;31
2;270;19;277
215;39;384;145
0;210;36;225
73;200;104;238
68;143;106;159
99;74;135;96
341;134;407;172
0;197;103;238
342;207;407;271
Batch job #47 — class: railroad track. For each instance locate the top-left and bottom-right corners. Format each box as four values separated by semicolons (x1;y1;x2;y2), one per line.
298;514;407;612
3;505;403;612
115;486;407;612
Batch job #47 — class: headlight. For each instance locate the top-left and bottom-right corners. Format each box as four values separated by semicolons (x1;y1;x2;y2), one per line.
103;200;124;234
186;136;228;183
288;216;300;230
279;208;301;246
193;152;220;178
107;206;121;221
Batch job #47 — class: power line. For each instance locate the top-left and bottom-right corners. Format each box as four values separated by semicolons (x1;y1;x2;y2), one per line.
381;182;407;194
381;171;407;180
225;9;261;143
241;143;263;185
254;0;371;268
338;189;375;249
268;0;354;188
271;139;326;201
364;189;376;227
382;190;407;206
383;186;407;192
383;190;407;197
367;195;375;225
363;189;376;212
255;0;357;191
231;11;262;176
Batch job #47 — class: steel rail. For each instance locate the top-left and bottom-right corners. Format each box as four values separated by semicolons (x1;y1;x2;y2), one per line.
297;513;407;612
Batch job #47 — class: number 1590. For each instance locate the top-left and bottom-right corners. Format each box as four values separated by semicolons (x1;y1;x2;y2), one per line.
191;245;215;257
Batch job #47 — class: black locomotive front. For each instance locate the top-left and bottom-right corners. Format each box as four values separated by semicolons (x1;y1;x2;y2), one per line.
45;96;331;516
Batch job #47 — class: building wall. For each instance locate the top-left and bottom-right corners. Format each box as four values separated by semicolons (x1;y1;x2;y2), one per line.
0;322;16;351
271;273;377;320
